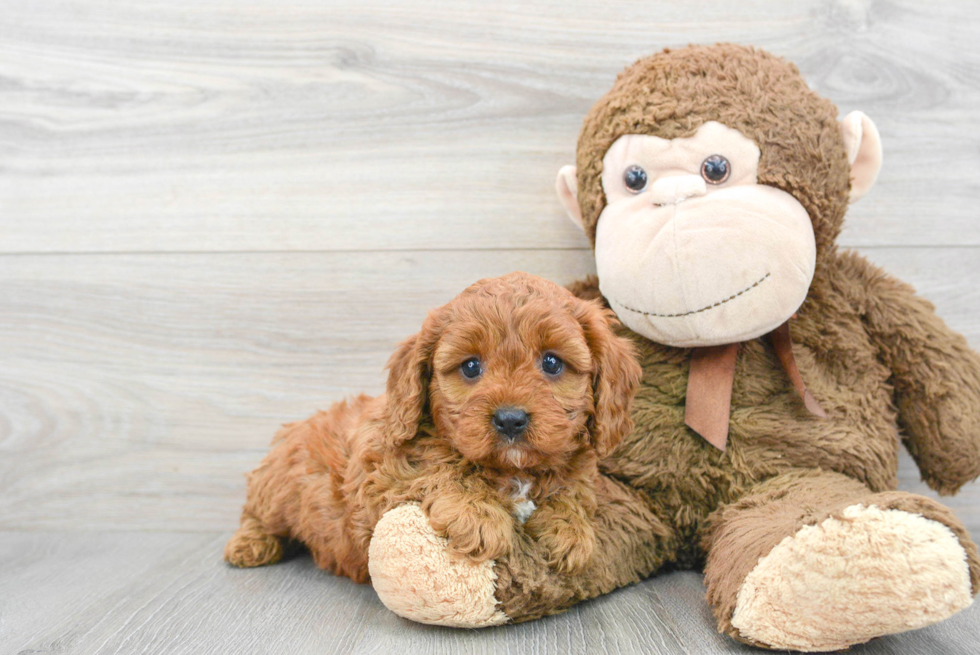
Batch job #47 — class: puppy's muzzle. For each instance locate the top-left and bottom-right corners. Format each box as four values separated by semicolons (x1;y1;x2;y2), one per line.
492;407;529;443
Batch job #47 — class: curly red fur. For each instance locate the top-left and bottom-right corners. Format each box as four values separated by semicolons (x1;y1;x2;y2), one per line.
224;272;641;581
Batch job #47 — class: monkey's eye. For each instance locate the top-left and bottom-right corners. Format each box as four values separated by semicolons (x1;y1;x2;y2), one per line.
460;357;482;379
541;353;563;376
701;155;731;184
623;165;648;193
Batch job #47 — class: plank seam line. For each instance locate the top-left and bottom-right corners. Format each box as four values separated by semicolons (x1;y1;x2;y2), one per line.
0;245;976;257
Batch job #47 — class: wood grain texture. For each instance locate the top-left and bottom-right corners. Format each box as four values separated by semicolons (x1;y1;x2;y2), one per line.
1;0;979;253
2;532;979;655
1;248;978;534
0;249;597;531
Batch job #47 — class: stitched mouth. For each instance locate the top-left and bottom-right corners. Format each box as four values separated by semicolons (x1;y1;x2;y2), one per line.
610;272;771;319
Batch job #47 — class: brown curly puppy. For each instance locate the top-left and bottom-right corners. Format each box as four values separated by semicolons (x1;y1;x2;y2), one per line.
224;271;641;583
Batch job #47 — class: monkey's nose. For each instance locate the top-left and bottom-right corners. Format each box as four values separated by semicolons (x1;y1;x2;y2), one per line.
648;174;706;205
492;407;529;442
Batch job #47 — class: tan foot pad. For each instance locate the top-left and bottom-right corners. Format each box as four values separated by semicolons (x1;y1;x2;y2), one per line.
732;504;973;651
368;502;508;628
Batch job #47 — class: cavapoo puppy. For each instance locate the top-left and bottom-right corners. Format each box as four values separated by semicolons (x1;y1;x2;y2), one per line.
224;271;641;582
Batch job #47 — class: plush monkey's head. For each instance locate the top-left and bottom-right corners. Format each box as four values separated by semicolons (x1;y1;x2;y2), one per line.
557;44;882;347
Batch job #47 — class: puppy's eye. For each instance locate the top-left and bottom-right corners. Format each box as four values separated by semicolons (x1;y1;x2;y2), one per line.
460;357;482;379
623;165;648;193
541;353;563;376
701;155;730;184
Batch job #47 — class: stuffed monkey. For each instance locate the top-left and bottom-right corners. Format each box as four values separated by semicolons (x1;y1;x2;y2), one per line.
367;44;980;651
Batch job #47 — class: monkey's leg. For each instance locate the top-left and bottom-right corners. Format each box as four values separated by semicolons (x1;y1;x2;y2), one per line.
701;469;980;651
368;474;680;627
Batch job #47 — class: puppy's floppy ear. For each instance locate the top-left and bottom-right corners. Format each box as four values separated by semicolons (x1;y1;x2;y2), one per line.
384;308;445;446
574;299;642;457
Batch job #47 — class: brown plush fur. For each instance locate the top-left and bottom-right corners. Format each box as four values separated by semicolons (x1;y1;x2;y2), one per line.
224;272;641;581
476;45;980;643
701;469;980;647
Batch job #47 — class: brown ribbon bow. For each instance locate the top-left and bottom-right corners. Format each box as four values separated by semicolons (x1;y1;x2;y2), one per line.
684;321;826;451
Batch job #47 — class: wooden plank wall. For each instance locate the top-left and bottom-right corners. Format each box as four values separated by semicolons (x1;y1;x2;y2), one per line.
3;0;979;533
1;1;979;652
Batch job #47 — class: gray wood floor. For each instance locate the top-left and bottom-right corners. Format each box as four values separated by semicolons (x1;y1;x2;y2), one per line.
2;1;979;653
3;532;979;655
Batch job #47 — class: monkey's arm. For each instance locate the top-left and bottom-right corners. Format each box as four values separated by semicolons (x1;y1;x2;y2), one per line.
839;251;980;495
489;473;678;622
368;472;681;626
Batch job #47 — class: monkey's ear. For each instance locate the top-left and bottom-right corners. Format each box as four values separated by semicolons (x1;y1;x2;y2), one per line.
556;165;585;231
840;111;882;203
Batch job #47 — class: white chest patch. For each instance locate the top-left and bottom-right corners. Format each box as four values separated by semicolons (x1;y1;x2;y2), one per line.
508;478;537;524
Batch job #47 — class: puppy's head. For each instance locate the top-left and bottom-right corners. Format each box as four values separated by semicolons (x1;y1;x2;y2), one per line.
384;272;641;471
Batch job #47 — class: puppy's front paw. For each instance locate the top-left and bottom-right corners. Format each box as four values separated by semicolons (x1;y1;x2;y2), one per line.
553;526;596;574
426;498;514;563
526;514;596;574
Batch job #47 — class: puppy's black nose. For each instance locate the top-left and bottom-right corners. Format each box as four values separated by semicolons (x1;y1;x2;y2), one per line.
492;407;529;441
